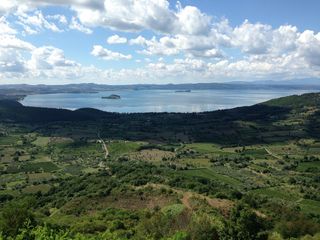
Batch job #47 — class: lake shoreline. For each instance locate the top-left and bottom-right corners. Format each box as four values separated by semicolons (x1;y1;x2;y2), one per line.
20;89;317;113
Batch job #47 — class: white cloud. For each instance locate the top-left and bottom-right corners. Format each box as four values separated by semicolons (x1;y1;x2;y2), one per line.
142;55;317;83
91;45;132;60
47;14;68;24
0;17;35;50
0;0;103;15
1;0;320;84
16;22;38;35
0;34;35;51
16;10;63;34
0;0;18;15
130;35;223;58
176;5;211;35
233;20;272;54
133;36;180;56
0;17;17;34
72;0;212;36
189;48;224;59
0;48;26;73
28;46;78;71
107;35;127;44
271;25;298;54
297;30;320;66
2;0;198;35
129;36;148;46
232;21;302;58
69;16;93;34
0;25;83;82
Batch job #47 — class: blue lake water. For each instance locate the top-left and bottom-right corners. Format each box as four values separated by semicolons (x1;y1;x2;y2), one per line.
20;89;315;113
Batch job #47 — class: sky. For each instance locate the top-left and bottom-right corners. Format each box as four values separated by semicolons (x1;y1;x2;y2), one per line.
0;0;320;85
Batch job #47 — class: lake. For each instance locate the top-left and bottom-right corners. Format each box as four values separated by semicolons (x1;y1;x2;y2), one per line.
20;89;315;113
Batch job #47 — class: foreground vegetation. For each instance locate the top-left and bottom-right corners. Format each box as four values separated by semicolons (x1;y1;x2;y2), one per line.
0;93;320;239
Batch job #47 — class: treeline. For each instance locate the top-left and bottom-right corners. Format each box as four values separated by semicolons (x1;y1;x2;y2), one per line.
1;198;319;240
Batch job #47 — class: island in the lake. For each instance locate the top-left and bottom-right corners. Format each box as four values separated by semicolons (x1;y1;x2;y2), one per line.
175;90;191;93
101;94;121;99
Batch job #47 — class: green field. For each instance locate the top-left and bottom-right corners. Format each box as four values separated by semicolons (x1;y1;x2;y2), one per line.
20;162;59;173
183;168;243;187
297;161;320;172
251;186;300;201
300;199;320;215
32;136;51;147
0;135;19;145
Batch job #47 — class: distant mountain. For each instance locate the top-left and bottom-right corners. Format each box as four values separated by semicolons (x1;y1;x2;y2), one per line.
245;78;320;86
1;79;320;101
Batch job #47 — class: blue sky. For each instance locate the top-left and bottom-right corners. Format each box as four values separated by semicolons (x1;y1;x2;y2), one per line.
189;0;320;31
0;0;320;84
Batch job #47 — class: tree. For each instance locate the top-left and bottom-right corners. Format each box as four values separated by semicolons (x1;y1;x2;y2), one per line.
221;204;268;240
0;199;35;237
188;213;220;240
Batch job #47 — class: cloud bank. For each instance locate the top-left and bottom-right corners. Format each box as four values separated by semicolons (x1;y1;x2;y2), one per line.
0;0;320;84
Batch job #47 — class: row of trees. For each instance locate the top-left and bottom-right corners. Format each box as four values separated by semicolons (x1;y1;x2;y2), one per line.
1;197;319;240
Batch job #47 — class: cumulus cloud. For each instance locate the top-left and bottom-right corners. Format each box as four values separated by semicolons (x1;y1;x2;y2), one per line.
232;20;272;54
0;48;26;73
129;35;223;58
297;30;320;66
0;16;35;51
69;16;93;34
143;55;317;83
91;45;132;60
0;15;80;79
0;34;35;51
0;17;94;83
0;0;18;15
78;1;211;44
271;25;298;54
0;17;17;34
107;35;127;44
0;0;103;15
0;20;82;83
176;5;211;35
47;14;68;24
28;46;78;70
189;49;224;59
16;10;63;34
51;0;212;36
1;0;320;84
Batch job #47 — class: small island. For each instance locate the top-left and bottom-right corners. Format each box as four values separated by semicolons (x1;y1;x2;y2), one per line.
175;90;191;93
101;94;121;99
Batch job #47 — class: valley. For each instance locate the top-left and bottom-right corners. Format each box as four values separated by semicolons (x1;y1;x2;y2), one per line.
0;93;319;239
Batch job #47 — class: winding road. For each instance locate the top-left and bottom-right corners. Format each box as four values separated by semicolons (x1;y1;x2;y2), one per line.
264;147;281;160
97;133;109;159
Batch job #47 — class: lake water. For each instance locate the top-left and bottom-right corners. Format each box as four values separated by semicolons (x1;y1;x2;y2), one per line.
20;89;315;113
